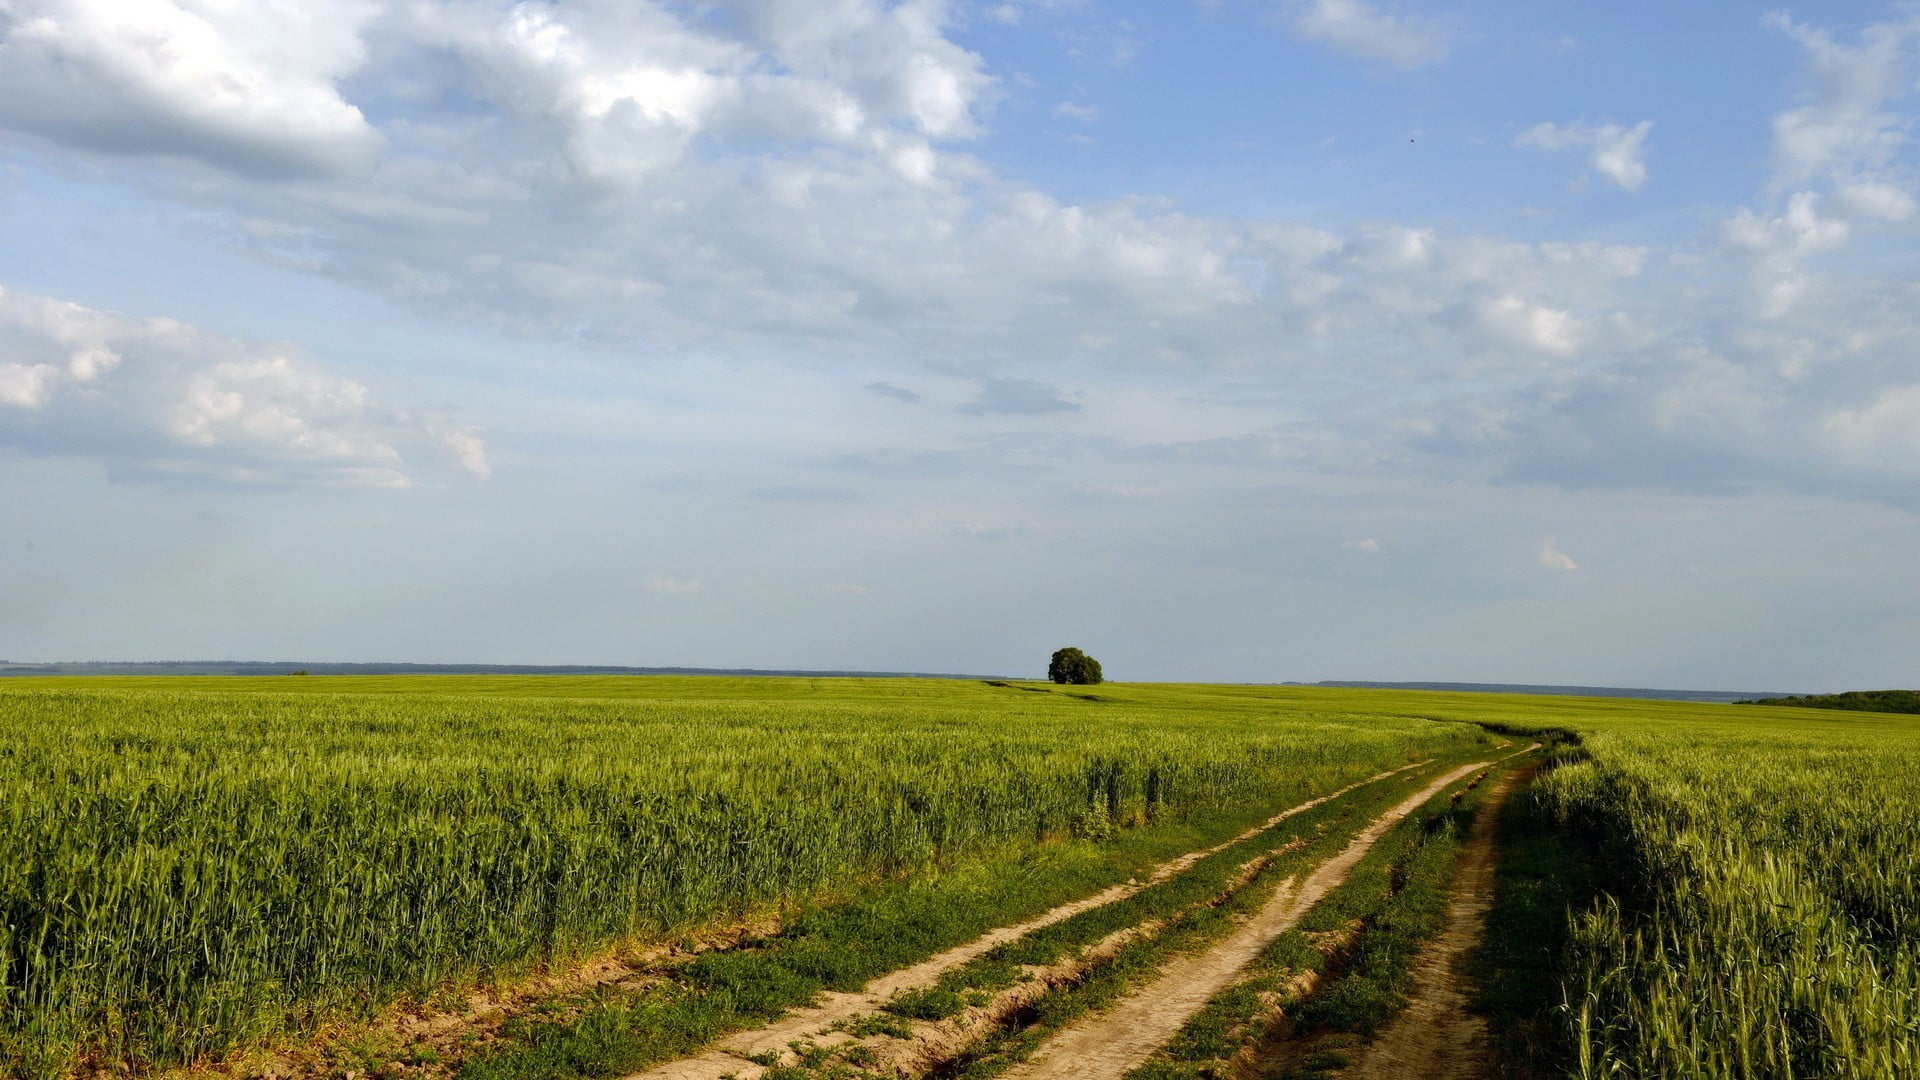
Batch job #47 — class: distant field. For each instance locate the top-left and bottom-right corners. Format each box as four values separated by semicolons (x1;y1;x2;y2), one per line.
2;678;1916;1078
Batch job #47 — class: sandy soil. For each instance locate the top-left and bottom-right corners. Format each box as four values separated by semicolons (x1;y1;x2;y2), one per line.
993;756;1519;1080
626;760;1437;1080
1332;764;1533;1080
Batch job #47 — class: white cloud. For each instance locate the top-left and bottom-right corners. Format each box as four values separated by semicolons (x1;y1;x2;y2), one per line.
1724;191;1852;316
0;361;61;408
1289;0;1453;70
1516;120;1654;191
436;426;493;481
0;0;382;175
1763;11;1919;185
4;3;1917;520
0;0;1669;391
1830;179;1917;221
1538;542;1579;571
1712;12;1920;318
0;285;484;486
824;582;871;595
1343;537;1381;553
1822;385;1920;473
1473;294;1582;357
1054;101;1099;122
642;576;701;595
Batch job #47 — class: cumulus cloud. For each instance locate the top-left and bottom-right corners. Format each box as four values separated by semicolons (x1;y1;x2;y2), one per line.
1470;294;1583;357
1516;120;1654;191
1288;0;1453;70
1762;11;1919;185
1723;191;1852;315
0;0;1661;391
1538;542;1579;571
1343;537;1381;553
0;0;382;176
4;2;1918;518
1716;12;1920;317
1821;385;1920;473
0;285;485;486
417;0;993;186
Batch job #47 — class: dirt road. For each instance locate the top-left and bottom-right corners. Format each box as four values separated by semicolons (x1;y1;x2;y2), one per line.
997;753;1527;1080
627;759;1437;1080
1333;764;1532;1080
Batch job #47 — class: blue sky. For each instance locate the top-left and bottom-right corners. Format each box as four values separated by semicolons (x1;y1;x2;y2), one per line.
3;1;1919;689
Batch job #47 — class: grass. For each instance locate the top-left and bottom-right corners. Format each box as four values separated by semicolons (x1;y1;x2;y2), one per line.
1409;696;1920;1080
0;676;1485;1077
465;754;1483;1079
9;677;1920;1078
1471;744;1605;1080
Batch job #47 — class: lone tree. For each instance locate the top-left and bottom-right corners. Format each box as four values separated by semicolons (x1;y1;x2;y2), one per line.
1048;647;1104;685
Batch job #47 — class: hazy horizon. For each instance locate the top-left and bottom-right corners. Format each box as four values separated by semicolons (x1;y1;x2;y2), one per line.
4;2;1918;692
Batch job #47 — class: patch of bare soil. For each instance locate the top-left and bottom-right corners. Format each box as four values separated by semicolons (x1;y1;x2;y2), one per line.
1330;764;1534;1080
994;755;1521;1080
626;762;1437;1080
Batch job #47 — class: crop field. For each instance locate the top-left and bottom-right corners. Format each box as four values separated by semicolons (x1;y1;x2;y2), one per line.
2;677;1918;1079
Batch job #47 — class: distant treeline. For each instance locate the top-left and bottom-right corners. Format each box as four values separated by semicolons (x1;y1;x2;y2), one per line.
0;660;998;679
1738;689;1920;714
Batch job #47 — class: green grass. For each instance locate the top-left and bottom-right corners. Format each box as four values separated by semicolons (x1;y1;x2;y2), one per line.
462;753;1482;1079
1471;746;1605;1080
9;677;1920;1079
1409;696;1920;1080
0;676;1485;1077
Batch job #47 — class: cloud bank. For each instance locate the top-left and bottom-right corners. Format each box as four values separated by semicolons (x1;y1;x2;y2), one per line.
0;285;485;486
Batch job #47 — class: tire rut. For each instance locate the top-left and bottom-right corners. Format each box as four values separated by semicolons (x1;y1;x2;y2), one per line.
624;759;1439;1080
997;746;1537;1080
1330;763;1534;1080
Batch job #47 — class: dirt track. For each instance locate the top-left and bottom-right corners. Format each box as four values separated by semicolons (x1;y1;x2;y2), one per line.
627;760;1436;1080
996;754;1525;1080
1333;764;1532;1080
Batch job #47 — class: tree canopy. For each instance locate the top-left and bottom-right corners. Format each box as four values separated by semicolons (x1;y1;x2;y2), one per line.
1048;647;1104;685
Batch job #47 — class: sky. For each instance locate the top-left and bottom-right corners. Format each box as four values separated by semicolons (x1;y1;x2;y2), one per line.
2;1;1918;690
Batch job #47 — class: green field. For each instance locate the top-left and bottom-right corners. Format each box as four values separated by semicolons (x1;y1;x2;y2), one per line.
2;677;1917;1078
